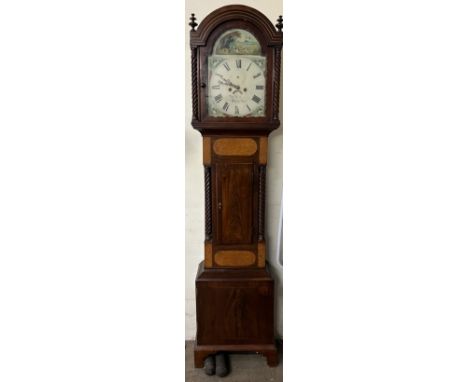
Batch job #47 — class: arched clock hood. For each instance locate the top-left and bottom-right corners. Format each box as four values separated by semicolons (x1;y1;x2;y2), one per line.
189;5;283;135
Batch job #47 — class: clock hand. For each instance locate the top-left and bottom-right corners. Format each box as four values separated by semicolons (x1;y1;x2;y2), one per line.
223;80;244;94
220;80;241;90
216;81;244;95
217;80;231;86
226;81;240;90
215;74;241;90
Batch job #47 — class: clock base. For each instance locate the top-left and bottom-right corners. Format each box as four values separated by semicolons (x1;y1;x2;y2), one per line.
194;261;278;368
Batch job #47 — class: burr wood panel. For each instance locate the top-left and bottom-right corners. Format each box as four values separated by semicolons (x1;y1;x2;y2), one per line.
214;250;256;267
213;138;258;157
205;241;213;268
259;137;268;165
203;137;211;165
257;241;266;267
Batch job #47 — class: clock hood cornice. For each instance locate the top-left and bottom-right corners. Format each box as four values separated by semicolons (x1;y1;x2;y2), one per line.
190;5;282;49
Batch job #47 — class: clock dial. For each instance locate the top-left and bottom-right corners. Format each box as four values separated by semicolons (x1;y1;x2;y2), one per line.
208;57;266;117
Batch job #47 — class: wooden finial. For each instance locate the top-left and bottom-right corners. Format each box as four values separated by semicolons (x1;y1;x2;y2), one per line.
276;15;283;31
189;13;198;31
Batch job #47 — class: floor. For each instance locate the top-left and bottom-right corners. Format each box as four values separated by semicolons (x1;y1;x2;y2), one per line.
185;341;283;382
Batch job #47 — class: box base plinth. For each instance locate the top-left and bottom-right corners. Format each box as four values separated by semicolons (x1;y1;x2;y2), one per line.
194;261;278;368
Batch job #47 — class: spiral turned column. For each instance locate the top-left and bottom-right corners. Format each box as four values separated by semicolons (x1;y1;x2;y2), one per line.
258;165;266;241
273;47;282;121
191;47;199;121
204;166;212;240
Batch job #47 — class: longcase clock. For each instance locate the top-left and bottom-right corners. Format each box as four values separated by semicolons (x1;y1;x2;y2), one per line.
189;5;283;367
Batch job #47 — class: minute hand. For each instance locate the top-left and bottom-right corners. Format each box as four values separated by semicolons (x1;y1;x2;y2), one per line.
215;74;241;90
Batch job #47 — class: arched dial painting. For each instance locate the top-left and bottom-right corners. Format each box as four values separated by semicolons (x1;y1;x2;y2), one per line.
208;29;266;117
189;4;283;371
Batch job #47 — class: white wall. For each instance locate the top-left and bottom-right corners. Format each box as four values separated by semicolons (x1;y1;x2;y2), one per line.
185;0;283;340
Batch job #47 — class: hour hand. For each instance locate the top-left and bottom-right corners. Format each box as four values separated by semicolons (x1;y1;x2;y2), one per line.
214;74;242;92
223;79;240;90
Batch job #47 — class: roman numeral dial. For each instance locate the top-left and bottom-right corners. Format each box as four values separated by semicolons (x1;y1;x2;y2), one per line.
208;56;266;117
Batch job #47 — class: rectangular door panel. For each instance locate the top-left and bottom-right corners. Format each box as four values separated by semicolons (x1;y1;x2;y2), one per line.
215;163;254;245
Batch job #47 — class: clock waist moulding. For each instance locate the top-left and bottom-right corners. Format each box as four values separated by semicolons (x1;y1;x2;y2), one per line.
189;5;283;367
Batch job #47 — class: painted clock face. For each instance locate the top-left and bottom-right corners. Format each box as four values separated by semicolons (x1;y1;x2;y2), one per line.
208;57;265;117
208;29;266;118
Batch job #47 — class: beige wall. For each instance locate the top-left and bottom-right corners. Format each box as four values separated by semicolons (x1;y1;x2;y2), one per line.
185;0;283;340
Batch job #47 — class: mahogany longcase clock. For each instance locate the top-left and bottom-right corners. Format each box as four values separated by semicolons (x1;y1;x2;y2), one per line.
189;5;283;367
